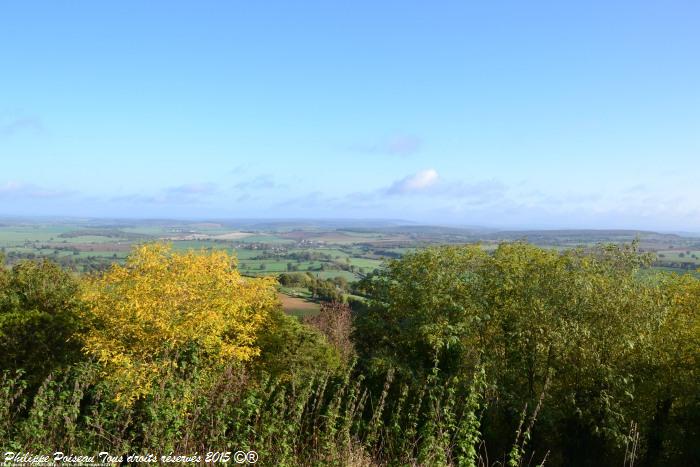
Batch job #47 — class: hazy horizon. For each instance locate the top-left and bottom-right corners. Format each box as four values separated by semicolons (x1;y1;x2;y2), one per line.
2;1;699;230
2;214;700;236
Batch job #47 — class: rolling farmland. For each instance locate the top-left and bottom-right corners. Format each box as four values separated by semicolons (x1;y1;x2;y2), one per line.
2;219;699;318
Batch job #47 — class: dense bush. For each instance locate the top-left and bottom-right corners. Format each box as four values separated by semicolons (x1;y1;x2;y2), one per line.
278;272;346;302
0;258;84;389
355;242;700;466
255;308;343;383
0;242;698;466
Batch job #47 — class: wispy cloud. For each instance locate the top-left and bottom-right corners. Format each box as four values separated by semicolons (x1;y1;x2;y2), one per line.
234;175;282;190
230;164;250;175
436;179;506;204
275;191;327;209
276;170;507;215
0;116;45;137
113;183;218;205
0;180;73;199
166;183;218;195
350;133;423;157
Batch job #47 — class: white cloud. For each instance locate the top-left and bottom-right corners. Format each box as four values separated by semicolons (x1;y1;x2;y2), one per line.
387;169;439;195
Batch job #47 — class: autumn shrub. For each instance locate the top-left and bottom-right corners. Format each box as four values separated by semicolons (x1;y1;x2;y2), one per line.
304;302;356;365
79;243;278;405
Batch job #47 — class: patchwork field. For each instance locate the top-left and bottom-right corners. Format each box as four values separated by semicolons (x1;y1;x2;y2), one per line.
2;220;699;282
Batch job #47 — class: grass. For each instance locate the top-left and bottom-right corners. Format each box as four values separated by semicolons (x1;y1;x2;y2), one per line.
312;271;359;281
348;257;384;269
278;286;312;297
239;260;296;273
169;240;236;251
239;235;296;244
656;250;700;264
0;226;73;244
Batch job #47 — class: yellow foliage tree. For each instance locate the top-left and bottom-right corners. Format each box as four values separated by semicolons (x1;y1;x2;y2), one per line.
80;243;277;404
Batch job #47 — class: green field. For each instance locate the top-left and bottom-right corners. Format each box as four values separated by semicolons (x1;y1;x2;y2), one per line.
2;221;700;280
656;249;700;263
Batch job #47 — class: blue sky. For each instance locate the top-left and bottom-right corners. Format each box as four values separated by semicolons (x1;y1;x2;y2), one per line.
1;1;698;230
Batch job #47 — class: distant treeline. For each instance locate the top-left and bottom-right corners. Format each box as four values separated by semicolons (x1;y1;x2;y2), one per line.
654;260;699;270
58;228;152;240
0;248;115;272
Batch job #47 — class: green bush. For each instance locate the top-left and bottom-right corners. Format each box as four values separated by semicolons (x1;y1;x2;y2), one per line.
0;259;84;388
354;242;700;465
